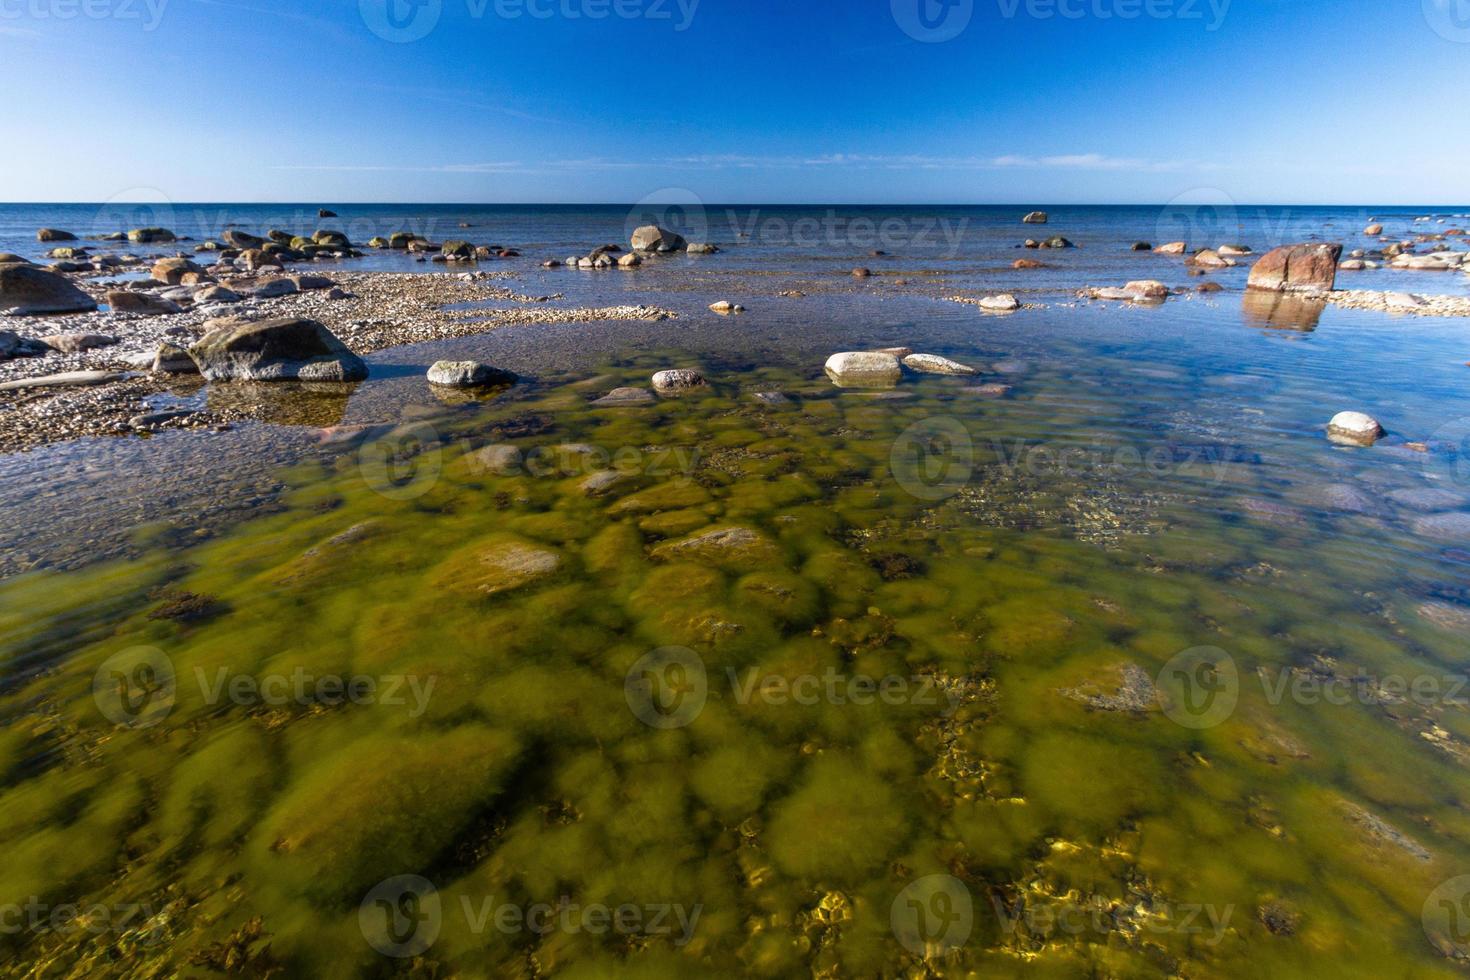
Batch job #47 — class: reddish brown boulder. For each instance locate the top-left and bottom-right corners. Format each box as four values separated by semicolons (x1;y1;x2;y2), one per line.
1247;243;1342;294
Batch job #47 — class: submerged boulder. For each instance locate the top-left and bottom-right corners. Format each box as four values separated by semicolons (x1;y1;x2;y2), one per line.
651;525;783;571
1247;243;1343;294
188;316;367;382
652;368;708;393
36;228;77;242
0;264;98;315
430;536;564;597
903;353;976;375
127;227;175;244
1022;211;1048;224
592;386;657;407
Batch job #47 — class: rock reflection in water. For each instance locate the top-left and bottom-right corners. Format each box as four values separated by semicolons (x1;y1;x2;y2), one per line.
1241;290;1326;332
205;380;359;427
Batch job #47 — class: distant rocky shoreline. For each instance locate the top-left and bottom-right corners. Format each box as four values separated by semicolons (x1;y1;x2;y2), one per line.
3;215;1469;454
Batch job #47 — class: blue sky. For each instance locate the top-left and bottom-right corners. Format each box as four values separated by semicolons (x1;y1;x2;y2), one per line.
2;0;1467;203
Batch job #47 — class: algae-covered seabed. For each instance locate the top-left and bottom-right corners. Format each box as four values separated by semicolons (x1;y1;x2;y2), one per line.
3;331;1470;978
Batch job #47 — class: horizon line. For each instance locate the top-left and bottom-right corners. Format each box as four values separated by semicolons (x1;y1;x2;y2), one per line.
4;201;1469;210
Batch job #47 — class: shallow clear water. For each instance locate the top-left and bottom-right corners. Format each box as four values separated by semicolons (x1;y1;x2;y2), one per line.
3;205;1470;977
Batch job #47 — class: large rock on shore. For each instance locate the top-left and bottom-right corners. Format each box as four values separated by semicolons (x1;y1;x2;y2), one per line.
188;316;367;382
0;264;98;315
106;290;182;315
631;225;687;253
1247;243;1342;294
41;332;116;353
151;257;202;285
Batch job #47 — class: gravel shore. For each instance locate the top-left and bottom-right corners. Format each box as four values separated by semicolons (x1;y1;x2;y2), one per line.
1325;289;1470;318
0;271;676;453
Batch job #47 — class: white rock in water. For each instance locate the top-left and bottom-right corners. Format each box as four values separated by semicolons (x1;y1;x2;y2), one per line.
426;360;517;388
824;351;901;387
903;353;977;375
978;294;1020;312
1327;411;1384;446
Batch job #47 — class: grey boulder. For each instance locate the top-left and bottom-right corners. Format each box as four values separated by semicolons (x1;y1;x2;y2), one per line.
106;290;182;315
188;316;367;382
426;360;517;388
631;225;688;253
0;264;98;316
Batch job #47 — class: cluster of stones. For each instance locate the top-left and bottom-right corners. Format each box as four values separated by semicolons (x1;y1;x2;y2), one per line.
551;225;720;270
366;232;520;262
822;348;1006;396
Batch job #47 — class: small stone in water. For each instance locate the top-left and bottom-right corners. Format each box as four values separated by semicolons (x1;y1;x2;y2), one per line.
1326;411;1383;446
426;360;517;388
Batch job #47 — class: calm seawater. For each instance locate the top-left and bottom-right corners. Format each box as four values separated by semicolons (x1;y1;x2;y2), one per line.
4;203;1470;976
2;201;1468;282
